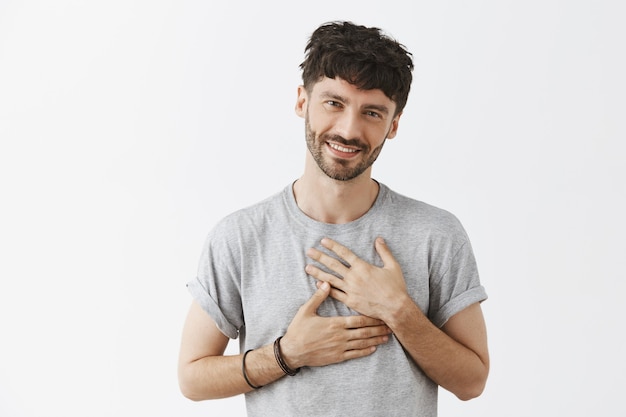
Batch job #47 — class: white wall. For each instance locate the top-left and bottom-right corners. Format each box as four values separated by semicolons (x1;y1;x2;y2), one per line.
1;1;624;416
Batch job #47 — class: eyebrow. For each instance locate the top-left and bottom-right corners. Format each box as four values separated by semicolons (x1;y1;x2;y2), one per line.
320;91;391;116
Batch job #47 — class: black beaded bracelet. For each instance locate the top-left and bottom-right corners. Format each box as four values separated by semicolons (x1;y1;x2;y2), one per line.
242;349;263;389
273;336;300;376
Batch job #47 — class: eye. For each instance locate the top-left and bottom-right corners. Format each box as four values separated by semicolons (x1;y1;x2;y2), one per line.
365;110;382;119
326;100;341;107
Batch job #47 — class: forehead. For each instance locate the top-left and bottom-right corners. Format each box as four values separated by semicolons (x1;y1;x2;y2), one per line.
310;77;396;110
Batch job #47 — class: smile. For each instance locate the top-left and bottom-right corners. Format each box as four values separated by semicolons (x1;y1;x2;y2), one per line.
328;142;358;153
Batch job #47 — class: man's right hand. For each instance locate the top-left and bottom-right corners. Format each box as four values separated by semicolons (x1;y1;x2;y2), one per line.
278;281;391;370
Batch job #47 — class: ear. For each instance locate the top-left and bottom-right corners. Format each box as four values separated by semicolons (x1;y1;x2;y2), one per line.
385;111;403;139
295;85;307;118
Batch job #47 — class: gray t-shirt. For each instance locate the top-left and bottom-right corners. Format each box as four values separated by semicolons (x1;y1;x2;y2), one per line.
188;182;487;417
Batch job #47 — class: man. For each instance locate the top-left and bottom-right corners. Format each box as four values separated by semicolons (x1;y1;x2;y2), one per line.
179;21;489;416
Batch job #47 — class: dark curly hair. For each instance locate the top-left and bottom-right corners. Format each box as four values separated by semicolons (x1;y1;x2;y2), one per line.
300;21;414;115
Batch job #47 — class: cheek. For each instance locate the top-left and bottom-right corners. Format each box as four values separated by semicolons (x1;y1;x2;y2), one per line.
369;127;393;146
307;112;335;134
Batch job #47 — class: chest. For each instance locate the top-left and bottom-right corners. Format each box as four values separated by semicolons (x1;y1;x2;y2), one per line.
236;229;432;342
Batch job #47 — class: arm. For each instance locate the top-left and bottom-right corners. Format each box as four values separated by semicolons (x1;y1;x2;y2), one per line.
305;237;489;400
385;299;489;400
177;300;278;400
178;282;392;401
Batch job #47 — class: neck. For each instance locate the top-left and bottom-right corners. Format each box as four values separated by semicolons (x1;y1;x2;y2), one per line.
293;167;379;224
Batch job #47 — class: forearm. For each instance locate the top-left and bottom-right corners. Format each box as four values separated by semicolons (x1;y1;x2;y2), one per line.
179;343;286;401
179;285;391;402
384;297;489;400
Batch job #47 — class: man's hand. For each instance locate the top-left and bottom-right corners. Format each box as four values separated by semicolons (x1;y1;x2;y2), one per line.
305;237;409;321
305;237;490;400
279;281;391;370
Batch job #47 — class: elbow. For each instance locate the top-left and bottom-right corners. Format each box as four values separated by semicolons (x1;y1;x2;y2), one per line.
179;384;204;402
455;368;489;401
456;382;486;401
179;377;203;402
178;366;207;402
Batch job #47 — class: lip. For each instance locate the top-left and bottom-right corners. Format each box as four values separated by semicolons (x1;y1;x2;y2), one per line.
326;141;361;159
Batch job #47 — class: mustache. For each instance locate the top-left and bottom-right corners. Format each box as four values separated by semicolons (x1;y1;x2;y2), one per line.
321;134;367;149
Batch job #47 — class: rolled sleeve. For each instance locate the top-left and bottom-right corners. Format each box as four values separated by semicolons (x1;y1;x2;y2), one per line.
431;285;487;328
187;277;239;339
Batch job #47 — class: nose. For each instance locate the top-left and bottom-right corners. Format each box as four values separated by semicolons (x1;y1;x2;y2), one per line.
334;109;364;141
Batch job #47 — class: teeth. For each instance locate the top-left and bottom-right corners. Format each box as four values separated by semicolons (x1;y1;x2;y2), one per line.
329;143;357;153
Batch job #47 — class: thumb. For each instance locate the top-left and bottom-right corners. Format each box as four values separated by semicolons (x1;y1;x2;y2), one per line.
375;237;397;268
303;281;330;313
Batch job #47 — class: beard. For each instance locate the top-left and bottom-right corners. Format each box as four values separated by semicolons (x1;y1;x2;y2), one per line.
304;117;385;181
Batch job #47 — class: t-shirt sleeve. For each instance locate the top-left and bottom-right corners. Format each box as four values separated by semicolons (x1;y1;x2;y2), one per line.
428;228;487;328
186;223;244;340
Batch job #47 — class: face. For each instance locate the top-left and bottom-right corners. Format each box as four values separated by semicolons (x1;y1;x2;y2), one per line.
296;77;401;182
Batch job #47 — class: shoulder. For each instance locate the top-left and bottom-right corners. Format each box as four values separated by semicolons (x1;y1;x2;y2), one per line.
381;185;467;237
206;187;287;243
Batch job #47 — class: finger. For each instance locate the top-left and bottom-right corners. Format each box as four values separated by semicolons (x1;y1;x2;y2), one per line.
307;264;344;289
327;286;348;304
342;332;390;359
346;333;390;350
341;345;378;360
315;280;347;303
301;281;330;313
347;324;391;340
374;237;397;268
344;314;386;329
307;246;351;274
320;238;361;266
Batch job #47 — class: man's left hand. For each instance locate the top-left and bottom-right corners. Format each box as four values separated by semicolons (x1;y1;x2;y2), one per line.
305;237;409;320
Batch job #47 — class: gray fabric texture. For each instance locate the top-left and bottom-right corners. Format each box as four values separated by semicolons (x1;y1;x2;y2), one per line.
187;181;487;417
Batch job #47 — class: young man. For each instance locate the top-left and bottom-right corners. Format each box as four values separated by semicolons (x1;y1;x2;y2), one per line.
179;21;489;416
